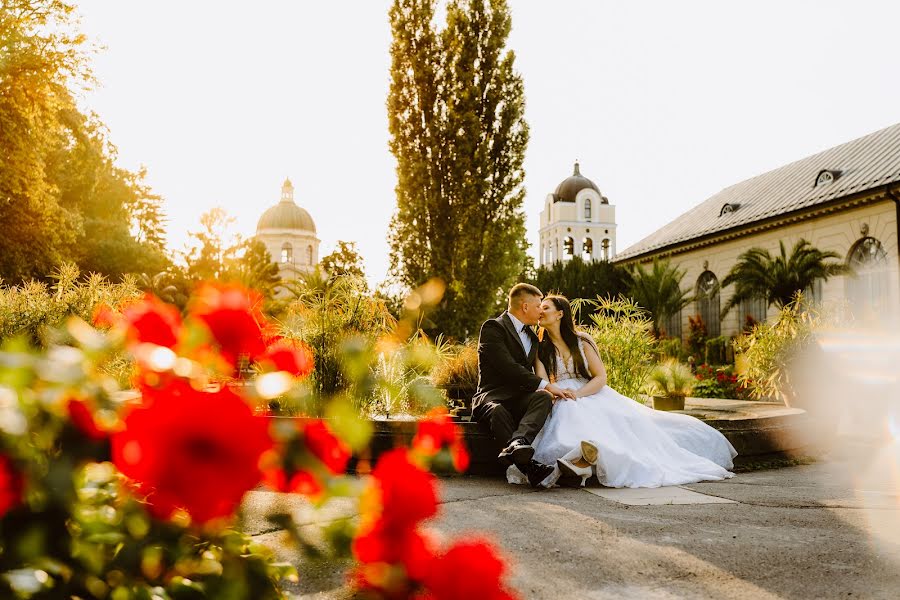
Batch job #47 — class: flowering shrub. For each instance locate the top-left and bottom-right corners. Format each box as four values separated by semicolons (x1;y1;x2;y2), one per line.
691;363;752;400
0;282;518;598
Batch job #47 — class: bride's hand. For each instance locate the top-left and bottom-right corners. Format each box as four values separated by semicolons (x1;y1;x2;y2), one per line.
560;389;577;400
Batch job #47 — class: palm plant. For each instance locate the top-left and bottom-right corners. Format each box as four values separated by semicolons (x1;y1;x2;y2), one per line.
721;239;851;318
626;259;693;337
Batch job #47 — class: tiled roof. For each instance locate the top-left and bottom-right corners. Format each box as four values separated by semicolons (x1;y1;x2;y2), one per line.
614;122;900;262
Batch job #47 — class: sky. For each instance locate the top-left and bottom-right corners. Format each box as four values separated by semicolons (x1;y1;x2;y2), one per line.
75;0;900;286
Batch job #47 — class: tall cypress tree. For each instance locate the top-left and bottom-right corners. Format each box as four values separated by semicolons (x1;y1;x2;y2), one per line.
387;0;529;339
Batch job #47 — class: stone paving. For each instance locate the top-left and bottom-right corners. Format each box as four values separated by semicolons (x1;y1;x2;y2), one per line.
243;436;900;599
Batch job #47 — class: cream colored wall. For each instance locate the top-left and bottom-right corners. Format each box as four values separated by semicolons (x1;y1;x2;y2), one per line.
627;200;898;340
256;229;320;281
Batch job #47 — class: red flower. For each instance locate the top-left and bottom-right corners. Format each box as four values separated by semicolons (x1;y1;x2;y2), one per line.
368;449;439;533
0;455;22;517
263;467;324;499
304;420;351;475
121;294;182;348
189;283;268;366
421;539;518;600
352;526;435;595
112;380;272;524
258;339;314;378
413;409;470;472
68;398;107;441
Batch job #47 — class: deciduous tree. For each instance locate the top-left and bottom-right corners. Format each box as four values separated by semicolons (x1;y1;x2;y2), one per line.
387;0;528;339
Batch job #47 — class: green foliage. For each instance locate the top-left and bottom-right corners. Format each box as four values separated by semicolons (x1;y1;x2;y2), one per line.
368;335;445;419
526;257;629;324
0;1;168;282
320;241;367;283
647;359;695;397
733;292;827;401
278;270;397;408
721;239;851;318
574;296;658;401
0;263;140;345
387;0;529;339
656;337;686;362
626;259;694;337
182;209;281;306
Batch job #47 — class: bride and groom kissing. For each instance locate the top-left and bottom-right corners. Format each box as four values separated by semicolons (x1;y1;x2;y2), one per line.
471;283;737;489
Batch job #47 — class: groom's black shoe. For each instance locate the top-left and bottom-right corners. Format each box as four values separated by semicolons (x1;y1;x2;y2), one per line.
524;460;556;489
498;438;534;467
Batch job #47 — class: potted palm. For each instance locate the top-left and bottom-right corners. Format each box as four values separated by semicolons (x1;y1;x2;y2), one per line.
648;359;695;411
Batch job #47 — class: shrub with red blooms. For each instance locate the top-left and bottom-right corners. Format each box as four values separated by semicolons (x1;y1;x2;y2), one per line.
189;282;269;366
0;455;22;517
112;380;272;524
412;408;470;472
0;279;520;598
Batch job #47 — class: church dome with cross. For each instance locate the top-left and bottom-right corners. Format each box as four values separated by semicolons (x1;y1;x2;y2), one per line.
255;178;320;281
538;162;617;266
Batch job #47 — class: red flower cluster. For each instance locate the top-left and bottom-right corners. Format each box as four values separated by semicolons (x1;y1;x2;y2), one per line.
263;419;351;499
190;283;269;367
112;381;272;524
0;455;22;517
351;448;516;599
412;408;470;472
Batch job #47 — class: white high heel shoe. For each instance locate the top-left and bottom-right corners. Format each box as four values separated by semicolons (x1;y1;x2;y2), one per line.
557;440;600;487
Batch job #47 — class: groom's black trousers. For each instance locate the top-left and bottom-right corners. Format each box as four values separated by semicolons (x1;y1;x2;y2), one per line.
473;389;553;447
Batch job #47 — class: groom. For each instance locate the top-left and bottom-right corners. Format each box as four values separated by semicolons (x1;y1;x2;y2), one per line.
471;283;567;487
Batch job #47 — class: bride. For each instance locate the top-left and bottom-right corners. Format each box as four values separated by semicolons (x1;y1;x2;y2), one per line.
510;294;737;489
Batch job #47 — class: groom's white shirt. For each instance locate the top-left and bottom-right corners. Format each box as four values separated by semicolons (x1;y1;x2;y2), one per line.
506;311;548;390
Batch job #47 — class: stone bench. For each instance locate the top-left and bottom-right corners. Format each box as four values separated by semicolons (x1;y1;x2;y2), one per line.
357;398;817;476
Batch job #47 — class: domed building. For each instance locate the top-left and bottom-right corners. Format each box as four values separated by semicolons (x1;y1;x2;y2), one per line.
256;178;319;282
538;162;617;266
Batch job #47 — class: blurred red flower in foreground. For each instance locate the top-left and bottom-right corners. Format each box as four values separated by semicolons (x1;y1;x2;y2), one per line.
121;294;183;348
263;467;324;499
112;380;272;524
412;408;470;472
0;455;22;517
304;419;351;475
257;338;314;378
421;539;518;600
190;283;268;366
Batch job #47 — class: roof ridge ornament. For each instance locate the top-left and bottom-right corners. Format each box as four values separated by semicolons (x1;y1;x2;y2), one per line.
574;161;581;176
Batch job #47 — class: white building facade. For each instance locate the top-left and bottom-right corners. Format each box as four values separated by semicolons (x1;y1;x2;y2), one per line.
538;162;617;266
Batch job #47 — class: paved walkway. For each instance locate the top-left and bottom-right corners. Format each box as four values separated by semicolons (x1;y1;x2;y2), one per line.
243;437;900;599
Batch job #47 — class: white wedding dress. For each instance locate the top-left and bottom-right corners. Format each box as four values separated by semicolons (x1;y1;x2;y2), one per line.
510;338;737;488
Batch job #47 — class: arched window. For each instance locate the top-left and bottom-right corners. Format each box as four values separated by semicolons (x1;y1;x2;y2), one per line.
544;245;552;265
563;237;574;260
584;198;592;220
847;236;890;317
280;242;292;264
601;239;610;261
306;246;314;265
582;238;593;261
696;270;721;337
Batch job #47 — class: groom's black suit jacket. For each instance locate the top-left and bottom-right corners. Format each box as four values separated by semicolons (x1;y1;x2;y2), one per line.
471;312;542;411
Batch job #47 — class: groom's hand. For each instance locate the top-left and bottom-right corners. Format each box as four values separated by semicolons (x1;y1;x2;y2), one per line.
545;383;576;400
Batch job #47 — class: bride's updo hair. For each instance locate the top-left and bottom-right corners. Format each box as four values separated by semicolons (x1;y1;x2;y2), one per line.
538;294;592;381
